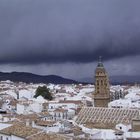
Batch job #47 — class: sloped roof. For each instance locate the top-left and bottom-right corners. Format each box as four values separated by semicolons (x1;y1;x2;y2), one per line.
26;132;71;140
76;107;139;128
0;124;40;138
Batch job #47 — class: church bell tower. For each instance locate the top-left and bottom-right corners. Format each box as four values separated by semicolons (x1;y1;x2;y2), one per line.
93;57;110;107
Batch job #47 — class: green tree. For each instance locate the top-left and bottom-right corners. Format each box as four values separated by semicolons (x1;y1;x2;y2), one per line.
34;86;53;100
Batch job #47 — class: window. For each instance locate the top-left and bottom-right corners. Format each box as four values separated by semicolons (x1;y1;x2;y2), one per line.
96;80;99;85
58;113;61;117
101;80;103;85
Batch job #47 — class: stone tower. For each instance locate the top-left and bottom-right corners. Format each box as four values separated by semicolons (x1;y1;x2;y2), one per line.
94;57;110;107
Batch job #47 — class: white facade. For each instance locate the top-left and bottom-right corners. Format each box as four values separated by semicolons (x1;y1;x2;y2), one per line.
40;115;53;121
83;128;122;140
30;102;43;113
108;98;140;109
50;110;68;121
0;134;11;140
16;102;43;114
1;103;12;111
48;102;77;111
0;115;15;123
16;103;28;114
0;134;25;140
11;135;24;140
49;109;75;121
116;123;131;132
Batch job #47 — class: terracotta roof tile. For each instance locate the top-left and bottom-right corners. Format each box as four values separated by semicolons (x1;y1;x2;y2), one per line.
0;124;41;138
27;132;71;140
36;120;56;126
59;100;82;104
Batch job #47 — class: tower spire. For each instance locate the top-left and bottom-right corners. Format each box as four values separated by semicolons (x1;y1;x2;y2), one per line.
97;56;103;67
99;56;102;62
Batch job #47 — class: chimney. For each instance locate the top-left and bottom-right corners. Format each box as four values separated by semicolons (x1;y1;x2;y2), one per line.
26;119;30;126
32;121;35;127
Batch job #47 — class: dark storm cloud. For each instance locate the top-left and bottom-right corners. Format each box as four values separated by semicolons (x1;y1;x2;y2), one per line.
0;0;140;64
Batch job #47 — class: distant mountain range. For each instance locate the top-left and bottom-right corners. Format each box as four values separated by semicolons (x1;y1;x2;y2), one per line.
0;72;78;84
0;72;139;84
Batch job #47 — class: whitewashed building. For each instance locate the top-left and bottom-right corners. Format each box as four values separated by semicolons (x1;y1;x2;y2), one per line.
16;101;43;114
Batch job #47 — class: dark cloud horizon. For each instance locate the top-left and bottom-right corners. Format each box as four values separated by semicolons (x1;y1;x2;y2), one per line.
0;0;140;78
0;0;140;64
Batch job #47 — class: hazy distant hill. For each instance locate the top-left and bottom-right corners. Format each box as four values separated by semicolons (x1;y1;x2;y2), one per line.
109;75;140;85
79;75;140;85
0;72;78;84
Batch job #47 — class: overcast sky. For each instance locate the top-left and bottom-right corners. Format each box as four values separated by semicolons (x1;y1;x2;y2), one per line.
0;0;140;80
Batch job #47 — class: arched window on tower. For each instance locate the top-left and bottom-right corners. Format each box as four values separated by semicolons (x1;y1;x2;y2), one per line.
104;80;107;86
96;80;99;86
101;80;103;85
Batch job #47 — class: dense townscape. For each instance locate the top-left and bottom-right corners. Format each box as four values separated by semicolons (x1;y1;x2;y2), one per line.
0;60;140;140
0;80;140;139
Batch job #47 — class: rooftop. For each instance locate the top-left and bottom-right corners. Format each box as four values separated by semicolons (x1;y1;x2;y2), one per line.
0;124;41;138
26;132;71;140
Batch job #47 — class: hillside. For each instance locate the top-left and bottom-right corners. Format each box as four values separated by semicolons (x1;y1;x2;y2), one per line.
0;72;78;84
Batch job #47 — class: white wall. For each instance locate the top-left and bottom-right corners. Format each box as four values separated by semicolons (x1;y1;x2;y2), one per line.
30;102;43;113
16;102;43;114
116;123;131;132
0;132;27;140
0;134;11;140
11;135;25;140
16;104;25;114
48;103;77;111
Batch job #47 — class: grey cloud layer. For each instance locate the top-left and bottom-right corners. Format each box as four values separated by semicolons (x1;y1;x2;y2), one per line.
0;0;140;64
